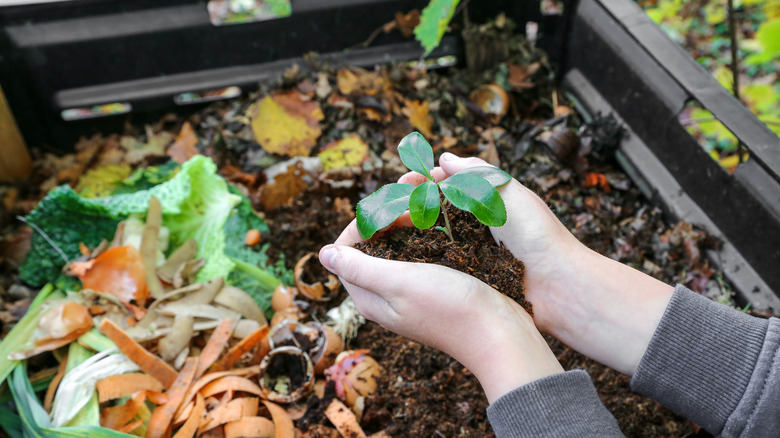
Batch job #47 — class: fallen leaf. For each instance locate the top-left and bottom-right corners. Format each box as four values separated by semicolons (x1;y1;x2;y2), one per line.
124;132;174;164
251;90;324;157
220;164;259;189
318;136;370;171
402;100;434;138
396;10;421;37
168;122;199;164
540;128;580;161
435;136;459;151
75;164;133;198
337;67;385;96
479;143;501;167
358;108;389;122
507;62;540;89
259;157;322;210
0;226;31;267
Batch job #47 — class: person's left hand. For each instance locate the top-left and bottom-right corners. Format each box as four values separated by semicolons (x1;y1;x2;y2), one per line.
319;223;564;402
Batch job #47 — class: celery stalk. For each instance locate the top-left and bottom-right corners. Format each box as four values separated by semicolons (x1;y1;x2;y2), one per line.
9;363;135;437
77;329;116;352
63;344;99;427
0;284;60;386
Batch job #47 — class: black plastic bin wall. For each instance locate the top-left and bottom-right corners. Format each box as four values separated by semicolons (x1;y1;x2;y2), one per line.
1;0;779;312
559;0;780;312
0;0;539;148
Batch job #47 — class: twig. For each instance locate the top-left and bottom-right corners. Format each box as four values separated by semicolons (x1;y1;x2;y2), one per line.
726;0;747;163
455;0;472;27
16;215;70;264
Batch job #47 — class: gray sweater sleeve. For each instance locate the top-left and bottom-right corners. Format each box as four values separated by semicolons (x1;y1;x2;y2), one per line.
487;284;779;437
487;370;623;437
631;284;780;437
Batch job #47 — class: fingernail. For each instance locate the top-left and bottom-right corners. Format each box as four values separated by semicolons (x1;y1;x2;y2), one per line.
319;245;339;273
440;152;454;161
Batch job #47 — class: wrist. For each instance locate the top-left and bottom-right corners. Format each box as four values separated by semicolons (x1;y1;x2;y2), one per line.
538;245;674;374
459;295;564;403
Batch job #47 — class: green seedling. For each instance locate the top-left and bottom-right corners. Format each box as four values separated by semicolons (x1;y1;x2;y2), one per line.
356;132;511;241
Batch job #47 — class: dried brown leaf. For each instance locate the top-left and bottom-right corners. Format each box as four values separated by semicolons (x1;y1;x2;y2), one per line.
168;122;199;164
401;100;434;138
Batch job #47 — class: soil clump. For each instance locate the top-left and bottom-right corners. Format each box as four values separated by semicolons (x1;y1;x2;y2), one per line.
354;207;530;314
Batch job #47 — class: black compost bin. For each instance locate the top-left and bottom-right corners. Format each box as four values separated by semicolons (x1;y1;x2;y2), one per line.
1;0;779;312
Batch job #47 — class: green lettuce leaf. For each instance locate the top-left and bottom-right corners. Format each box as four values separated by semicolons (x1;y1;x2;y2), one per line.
20;156;241;286
163;157;241;281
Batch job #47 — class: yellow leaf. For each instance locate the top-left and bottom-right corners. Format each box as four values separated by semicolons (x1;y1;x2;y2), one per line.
318;135;369;171
719;153;747;173
402;100;434;138
251;90;323;157
704;2;727;24
713;66;734;92
76;164;132;198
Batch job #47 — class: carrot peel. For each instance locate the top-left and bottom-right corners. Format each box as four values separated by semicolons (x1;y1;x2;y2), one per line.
98;319;177;388
147;357;199;438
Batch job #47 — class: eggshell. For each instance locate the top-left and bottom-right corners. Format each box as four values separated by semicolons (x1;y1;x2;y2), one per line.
271;285;298;312
469;83;510;122
294;252;339;302
342;356;381;407
314;325;344;375
258;346;314;404
270;308;303;328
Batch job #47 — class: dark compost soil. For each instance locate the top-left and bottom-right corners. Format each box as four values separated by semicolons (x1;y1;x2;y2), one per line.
354;207;531;314
261;178;698;437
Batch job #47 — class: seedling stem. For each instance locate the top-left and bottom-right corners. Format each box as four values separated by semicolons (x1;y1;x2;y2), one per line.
440;198;454;242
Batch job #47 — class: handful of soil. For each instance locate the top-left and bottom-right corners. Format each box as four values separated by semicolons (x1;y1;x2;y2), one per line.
354;208;530;314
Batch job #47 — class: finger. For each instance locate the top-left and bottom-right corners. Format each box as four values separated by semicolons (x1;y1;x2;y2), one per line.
431;167;448;182
339;282;399;327
333;212;416;247
334;219;363;246
319;244;421;301
398;168;449;184
439;152;492;177
397;171;428;185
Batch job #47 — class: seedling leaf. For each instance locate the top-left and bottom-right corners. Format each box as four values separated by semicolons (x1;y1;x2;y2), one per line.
356;184;415;239
439;174;506;227
397;132;434;179
409;181;440;229
456;166;512;187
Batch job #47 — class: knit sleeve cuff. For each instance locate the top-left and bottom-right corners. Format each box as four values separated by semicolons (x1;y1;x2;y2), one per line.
487;370;622;438
630;284;769;433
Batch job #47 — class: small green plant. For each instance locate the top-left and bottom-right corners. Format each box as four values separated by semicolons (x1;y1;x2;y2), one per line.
356;132;511;241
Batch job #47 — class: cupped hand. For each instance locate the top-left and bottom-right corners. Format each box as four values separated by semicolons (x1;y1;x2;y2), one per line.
408;153;674;375
398;152;586;335
319;232;563;402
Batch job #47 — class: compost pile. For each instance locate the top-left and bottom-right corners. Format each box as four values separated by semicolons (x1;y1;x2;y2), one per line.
0;24;738;438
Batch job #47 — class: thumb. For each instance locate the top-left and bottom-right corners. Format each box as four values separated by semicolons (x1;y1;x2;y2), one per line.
319;244;412;299
439;152;493;177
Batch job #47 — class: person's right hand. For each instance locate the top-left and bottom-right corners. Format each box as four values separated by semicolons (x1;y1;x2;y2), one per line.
400;152;675;375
